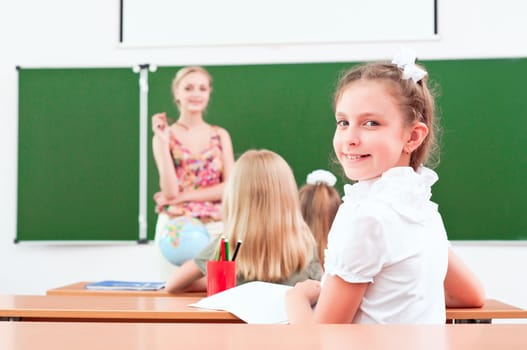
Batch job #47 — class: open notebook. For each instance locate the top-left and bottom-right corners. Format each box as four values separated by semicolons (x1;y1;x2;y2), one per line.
85;280;166;291
189;281;292;324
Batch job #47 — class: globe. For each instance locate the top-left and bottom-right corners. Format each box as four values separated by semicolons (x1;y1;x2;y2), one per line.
157;216;211;266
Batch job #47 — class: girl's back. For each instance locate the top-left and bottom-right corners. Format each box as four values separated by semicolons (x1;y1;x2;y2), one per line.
219;149;322;284
165;149;322;293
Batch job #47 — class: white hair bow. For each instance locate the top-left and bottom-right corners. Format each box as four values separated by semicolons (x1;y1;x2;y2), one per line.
392;47;427;83
306;169;337;186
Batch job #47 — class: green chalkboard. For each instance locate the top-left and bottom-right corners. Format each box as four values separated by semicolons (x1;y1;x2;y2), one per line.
425;59;527;240
17;68;140;241
17;59;527;241
146;64;346;240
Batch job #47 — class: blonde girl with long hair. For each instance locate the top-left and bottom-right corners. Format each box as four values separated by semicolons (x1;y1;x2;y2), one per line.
165;149;322;292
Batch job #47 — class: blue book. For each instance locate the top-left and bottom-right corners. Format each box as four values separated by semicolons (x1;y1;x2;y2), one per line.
85;280;166;291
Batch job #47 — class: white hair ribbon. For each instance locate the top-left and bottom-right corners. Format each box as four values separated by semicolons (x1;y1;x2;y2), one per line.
306;169;337;186
391;47;427;83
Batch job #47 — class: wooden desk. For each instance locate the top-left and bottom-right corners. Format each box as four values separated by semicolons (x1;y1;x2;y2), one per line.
2;322;527;350
49;283;527;323
446;299;527;323
3;294;526;324
0;294;241;323
46;281;206;297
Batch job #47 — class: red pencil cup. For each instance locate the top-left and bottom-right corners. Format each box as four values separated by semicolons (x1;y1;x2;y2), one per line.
206;260;236;296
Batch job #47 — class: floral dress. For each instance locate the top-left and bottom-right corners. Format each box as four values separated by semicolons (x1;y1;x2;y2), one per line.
168;126;224;221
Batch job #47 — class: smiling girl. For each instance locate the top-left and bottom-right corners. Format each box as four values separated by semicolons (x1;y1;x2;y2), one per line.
285;53;485;324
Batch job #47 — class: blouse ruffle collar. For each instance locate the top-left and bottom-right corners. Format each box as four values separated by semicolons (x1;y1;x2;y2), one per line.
342;166;439;224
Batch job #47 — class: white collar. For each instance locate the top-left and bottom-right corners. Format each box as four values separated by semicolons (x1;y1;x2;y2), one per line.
342;166;439;223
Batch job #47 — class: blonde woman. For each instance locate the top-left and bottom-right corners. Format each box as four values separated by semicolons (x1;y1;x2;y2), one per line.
152;66;235;278
165;149;322;292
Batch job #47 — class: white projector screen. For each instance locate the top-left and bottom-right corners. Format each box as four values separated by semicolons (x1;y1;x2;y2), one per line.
120;0;437;47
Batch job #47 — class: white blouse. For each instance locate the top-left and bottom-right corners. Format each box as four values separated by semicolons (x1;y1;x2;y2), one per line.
324;166;449;324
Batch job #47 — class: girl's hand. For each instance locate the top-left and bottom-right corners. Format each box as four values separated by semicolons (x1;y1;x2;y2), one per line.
285;279;321;324
289;279;321;306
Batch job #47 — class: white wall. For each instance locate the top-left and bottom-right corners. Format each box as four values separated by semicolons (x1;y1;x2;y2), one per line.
1;0;526;319
122;0;436;46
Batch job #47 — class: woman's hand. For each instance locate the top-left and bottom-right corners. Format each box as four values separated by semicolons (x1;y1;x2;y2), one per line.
152;112;170;144
154;191;169;213
154;191;186;216
152;112;167;132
